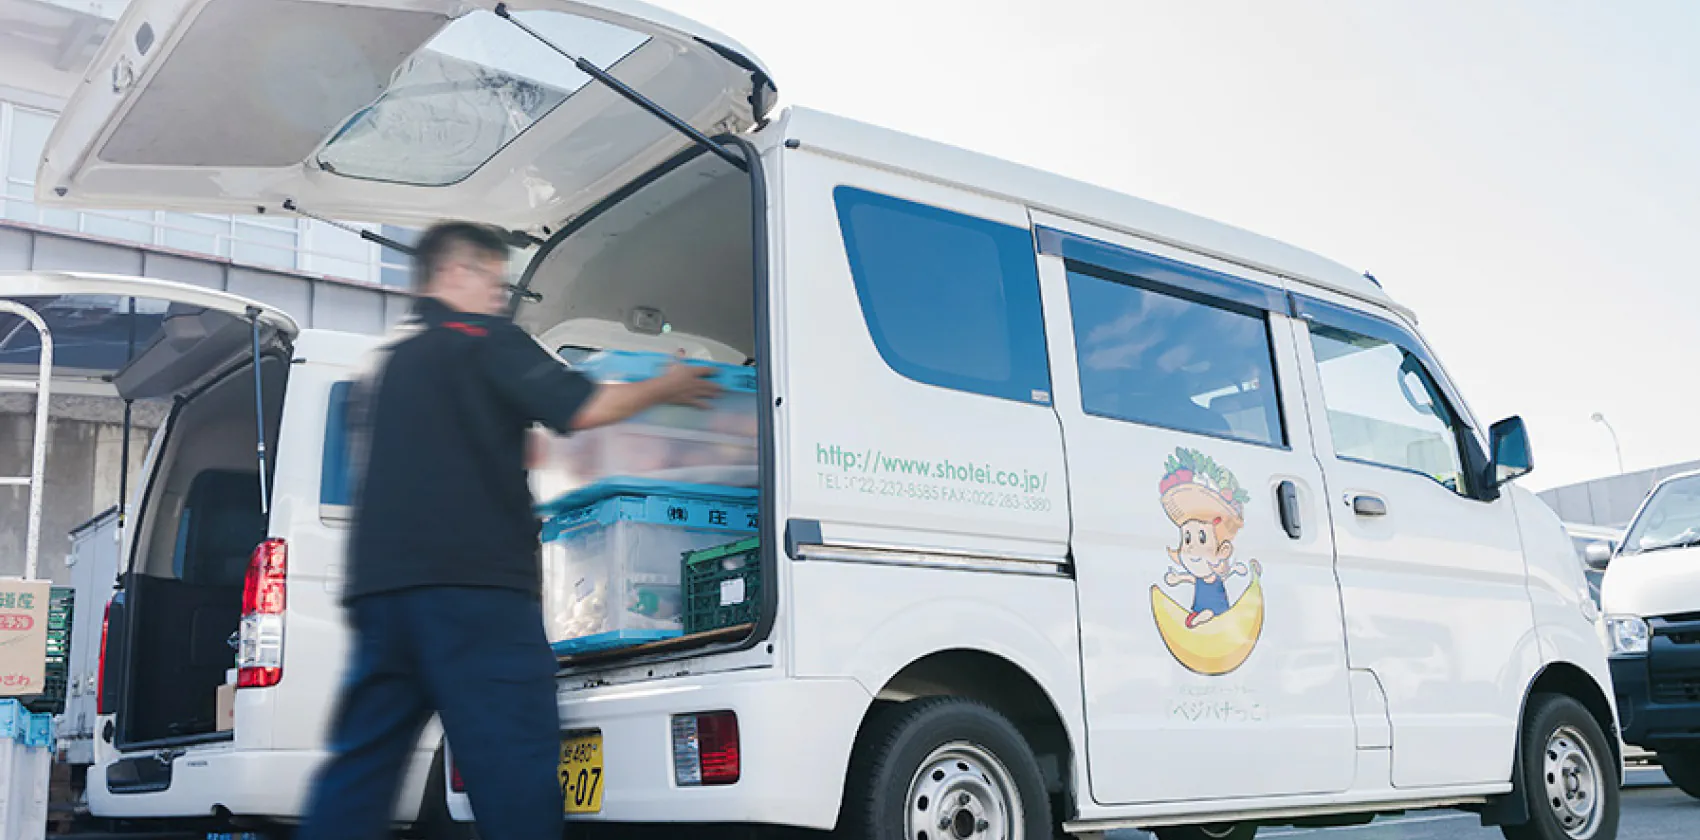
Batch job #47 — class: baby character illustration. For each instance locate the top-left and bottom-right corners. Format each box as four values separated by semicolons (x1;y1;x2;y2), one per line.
1158;449;1259;628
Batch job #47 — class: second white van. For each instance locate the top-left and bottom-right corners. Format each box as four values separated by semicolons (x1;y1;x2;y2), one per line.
1590;471;1700;802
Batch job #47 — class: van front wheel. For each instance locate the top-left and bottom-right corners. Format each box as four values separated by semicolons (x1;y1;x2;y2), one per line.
838;698;1051;840
1502;693;1619;840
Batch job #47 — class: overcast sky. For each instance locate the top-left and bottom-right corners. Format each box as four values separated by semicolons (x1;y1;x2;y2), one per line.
661;0;1699;491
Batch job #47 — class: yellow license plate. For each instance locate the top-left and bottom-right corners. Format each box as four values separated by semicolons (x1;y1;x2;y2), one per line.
558;732;605;814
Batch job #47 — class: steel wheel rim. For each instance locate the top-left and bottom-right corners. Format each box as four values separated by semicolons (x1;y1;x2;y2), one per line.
905;741;1024;840
1542;724;1604;838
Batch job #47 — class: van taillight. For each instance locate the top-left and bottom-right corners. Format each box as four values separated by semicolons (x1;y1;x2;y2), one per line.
671;711;740;786
96;599;112;715
238;539;288;689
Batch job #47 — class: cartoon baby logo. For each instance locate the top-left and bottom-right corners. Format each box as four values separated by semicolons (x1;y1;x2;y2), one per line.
1150;447;1266;676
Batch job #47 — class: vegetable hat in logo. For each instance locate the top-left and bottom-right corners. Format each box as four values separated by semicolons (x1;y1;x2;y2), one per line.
1159;448;1250;540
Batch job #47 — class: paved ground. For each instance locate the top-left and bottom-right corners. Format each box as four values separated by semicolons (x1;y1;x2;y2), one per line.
1110;768;1693;840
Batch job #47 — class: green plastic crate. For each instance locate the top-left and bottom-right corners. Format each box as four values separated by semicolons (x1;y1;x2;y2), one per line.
682;537;761;635
22;588;73;715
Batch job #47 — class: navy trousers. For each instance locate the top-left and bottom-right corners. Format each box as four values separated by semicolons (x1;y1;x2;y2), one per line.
298;586;561;840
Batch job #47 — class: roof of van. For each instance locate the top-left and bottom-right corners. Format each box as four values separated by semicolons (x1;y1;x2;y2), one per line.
780;107;1407;319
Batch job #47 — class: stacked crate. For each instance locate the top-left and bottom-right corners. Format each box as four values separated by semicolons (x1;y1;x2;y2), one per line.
15;588;72;717
0;699;53;838
536;351;763;656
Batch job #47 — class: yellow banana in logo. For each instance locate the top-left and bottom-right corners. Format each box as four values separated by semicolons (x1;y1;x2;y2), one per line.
1150;575;1265;676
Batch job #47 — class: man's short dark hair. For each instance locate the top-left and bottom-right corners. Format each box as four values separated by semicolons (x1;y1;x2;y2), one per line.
412;221;511;292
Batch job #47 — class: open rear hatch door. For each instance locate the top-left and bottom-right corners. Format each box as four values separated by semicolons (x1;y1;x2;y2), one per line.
0;272;299;401
37;0;777;231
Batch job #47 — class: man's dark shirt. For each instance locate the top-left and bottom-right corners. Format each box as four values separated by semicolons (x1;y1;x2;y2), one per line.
344;297;595;602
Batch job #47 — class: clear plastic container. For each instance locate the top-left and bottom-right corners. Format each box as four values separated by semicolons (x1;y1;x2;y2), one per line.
530;350;760;498
540;481;759;655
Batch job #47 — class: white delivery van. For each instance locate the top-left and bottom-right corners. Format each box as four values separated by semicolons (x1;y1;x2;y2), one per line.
1588;471;1700;801
30;2;1620;839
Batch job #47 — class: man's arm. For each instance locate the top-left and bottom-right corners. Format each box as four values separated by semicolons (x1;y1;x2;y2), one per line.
480;324;721;433
570;367;721;430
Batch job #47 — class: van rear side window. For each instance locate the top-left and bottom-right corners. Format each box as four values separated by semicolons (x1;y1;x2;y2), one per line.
833;187;1051;405
321;381;354;518
1066;268;1286;447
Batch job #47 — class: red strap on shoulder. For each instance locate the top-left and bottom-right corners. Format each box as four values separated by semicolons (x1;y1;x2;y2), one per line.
443;321;488;338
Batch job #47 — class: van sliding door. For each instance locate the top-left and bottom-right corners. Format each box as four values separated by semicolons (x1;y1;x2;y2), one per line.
1031;212;1356;805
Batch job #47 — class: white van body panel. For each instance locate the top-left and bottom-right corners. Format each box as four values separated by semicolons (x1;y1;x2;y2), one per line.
775;140;1070;559
1512;489;1619;723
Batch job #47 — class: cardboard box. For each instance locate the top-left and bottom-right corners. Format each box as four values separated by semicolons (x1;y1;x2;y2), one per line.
0;580;51;697
216;684;235;732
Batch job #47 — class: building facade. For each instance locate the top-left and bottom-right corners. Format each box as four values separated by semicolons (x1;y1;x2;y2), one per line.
0;0;412;580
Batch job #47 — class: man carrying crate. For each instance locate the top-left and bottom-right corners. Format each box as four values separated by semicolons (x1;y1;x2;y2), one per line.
299;221;722;840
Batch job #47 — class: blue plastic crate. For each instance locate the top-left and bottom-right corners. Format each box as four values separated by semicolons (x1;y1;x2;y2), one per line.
0;698;53;747
574;350;757;393
541;480;758;657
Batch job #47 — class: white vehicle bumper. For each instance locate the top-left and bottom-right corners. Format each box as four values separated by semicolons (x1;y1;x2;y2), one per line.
448;671;872;830
89;746;432;824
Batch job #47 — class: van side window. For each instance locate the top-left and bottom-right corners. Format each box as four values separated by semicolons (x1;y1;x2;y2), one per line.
1308;324;1469;495
321;381;354;515
1066;268;1286;447
833;187;1051;405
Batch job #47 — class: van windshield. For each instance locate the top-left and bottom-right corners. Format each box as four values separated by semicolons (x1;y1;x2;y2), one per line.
1622;475;1700;555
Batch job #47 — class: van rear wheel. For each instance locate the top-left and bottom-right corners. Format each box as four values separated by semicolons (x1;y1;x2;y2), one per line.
1501;693;1618;840
1659;751;1700;800
838;698;1051;840
1153;823;1256;840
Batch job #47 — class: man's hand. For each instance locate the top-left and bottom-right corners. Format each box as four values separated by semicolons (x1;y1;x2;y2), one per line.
653;362;722;408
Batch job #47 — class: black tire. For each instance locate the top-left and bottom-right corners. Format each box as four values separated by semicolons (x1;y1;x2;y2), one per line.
1501;694;1619;840
1659;751;1700;800
411;746;480;840
1153;823;1256;840
838;697;1051;840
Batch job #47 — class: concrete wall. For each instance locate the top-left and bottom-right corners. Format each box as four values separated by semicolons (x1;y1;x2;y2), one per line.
0;394;164;582
1537;459;1700;531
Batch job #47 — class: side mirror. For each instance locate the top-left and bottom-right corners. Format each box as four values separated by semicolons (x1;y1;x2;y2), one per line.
1583;541;1613;571
1489;416;1534;486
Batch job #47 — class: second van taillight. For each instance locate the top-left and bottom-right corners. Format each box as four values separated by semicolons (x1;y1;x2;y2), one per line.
96;599;112;715
238;539;288;688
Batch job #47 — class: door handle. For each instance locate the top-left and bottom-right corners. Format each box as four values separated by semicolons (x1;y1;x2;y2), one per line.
1277;480;1301;539
1351;494;1388;517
